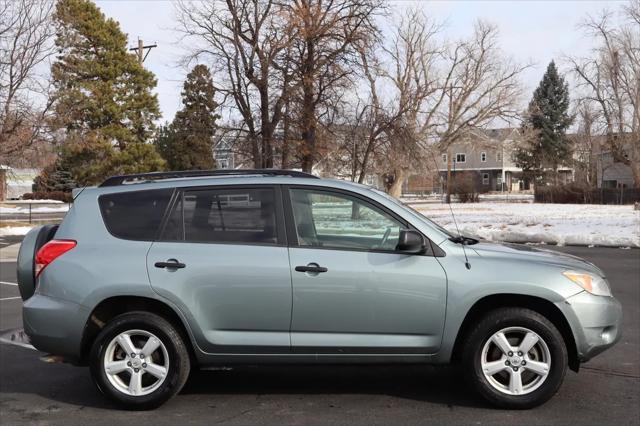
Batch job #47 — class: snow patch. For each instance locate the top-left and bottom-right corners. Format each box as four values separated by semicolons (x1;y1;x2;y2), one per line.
0;205;70;214
411;202;640;248
0;226;34;236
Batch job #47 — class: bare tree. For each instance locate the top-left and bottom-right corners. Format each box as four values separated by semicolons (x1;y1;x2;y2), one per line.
356;11;527;198
327;39;404;183
572;100;600;187
379;10;444;197
568;1;640;187
437;21;528;200
0;0;55;161
283;0;382;172
175;0;292;168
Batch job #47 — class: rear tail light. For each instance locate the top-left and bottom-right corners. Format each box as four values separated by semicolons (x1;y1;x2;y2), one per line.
35;239;77;278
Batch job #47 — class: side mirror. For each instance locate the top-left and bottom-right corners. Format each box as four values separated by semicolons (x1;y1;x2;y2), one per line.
397;229;426;254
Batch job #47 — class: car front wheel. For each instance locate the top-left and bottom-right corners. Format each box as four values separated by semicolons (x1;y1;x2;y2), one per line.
89;311;191;410
462;307;568;409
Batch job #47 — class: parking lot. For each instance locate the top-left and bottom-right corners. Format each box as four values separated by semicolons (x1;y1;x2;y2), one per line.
1;246;638;425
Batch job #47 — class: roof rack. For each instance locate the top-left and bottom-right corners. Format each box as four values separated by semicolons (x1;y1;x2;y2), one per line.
99;169;319;187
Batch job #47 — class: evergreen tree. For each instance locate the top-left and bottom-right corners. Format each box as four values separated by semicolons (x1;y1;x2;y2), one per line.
33;161;77;193
515;61;573;185
153;123;173;164
159;64;219;171
51;0;164;185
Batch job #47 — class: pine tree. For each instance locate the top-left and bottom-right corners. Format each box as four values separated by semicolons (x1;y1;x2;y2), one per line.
33;162;77;193
158;65;219;171
153;123;173;164
51;0;165;185
515;61;573;185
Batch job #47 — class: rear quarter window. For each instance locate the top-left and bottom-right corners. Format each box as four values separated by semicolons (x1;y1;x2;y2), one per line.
99;189;173;241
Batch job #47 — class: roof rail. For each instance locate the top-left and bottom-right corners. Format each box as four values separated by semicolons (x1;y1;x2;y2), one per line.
99;169;319;187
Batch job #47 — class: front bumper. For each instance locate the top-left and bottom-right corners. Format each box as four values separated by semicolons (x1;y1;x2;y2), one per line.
559;291;623;362
22;293;90;363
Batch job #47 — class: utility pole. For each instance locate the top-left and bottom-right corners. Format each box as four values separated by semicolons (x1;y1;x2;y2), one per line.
129;38;157;64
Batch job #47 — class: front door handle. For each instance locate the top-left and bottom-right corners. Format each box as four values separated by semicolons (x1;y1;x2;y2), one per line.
155;259;186;269
295;264;328;273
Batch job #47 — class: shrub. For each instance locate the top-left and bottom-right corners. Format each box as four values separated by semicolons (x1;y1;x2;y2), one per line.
535;184;640;204
22;191;73;203
452;171;481;203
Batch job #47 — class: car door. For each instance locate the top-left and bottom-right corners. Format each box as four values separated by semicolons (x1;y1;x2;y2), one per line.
147;185;292;354
284;186;447;355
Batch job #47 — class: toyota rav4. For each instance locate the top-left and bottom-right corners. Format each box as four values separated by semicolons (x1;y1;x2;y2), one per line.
17;169;622;409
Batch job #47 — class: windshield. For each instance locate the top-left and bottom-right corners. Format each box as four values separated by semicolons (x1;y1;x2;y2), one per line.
371;189;455;238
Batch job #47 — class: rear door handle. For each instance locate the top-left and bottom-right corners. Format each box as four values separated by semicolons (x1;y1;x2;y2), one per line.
154;259;186;269
295;264;328;273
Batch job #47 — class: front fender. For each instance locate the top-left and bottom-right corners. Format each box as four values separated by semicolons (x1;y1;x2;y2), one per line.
434;251;582;363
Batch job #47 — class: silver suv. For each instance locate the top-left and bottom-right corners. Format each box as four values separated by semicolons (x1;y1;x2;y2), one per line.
17;169;622;410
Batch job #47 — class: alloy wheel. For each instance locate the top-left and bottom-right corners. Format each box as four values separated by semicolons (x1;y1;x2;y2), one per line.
103;329;170;396
480;326;551;396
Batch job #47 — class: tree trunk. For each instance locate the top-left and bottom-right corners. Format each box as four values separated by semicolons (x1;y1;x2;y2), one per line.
259;87;273;168
251;134;261;169
300;39;316;173
446;150;452;203
300;100;316;173
281;100;290;169
632;160;640;189
388;169;406;198
357;134;376;184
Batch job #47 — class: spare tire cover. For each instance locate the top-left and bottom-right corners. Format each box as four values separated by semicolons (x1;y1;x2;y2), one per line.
17;224;58;301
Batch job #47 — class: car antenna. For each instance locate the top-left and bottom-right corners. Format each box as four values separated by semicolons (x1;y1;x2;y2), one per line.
428;151;471;270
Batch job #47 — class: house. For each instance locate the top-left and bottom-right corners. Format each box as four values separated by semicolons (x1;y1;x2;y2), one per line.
595;143;634;189
437;128;574;193
213;137;236;169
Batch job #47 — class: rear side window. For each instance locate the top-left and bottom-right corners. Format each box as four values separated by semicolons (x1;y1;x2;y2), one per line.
162;187;278;245
99;189;173;241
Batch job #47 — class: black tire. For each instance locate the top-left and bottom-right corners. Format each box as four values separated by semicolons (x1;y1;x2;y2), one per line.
89;311;191;410
462;307;568;409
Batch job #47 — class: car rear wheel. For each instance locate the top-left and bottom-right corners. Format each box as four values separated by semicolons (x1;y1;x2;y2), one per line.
89;312;190;410
462;307;568;409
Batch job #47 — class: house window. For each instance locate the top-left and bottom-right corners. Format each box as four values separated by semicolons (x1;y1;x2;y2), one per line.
482;173;489;185
481;152;487;162
497;152;502;162
455;153;466;163
442;154;447;163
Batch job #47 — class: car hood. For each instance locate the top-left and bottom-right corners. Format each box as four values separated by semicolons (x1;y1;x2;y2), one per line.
470;241;605;277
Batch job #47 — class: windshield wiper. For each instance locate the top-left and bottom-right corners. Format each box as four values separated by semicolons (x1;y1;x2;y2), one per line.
449;236;479;245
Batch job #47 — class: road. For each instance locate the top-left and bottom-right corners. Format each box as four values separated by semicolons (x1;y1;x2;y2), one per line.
0;247;638;425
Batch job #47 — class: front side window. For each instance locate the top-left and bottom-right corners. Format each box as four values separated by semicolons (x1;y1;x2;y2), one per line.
442;153;447;163
289;189;404;251
482;173;490;185
455;153;466;163
163;187;278;244
99;189;173;241
481;152;487;162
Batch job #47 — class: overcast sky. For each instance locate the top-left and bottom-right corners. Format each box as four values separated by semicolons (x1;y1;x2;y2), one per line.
96;0;627;123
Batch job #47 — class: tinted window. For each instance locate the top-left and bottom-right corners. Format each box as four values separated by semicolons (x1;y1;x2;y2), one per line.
99;189;173;241
290;189;403;251
164;187;278;244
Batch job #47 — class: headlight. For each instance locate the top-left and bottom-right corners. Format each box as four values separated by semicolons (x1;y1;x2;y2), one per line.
562;271;612;296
